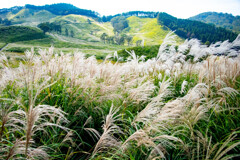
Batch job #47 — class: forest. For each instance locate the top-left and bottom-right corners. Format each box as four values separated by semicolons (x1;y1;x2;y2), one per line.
157;12;238;43
25;3;100;18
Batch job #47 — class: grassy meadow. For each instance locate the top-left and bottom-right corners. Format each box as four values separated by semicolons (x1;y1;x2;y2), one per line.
0;32;240;160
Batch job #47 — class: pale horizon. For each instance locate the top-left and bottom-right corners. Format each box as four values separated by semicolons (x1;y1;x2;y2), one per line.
0;0;240;19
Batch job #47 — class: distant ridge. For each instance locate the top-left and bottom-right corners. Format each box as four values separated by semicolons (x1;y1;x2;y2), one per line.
157;12;238;43
189;12;240;33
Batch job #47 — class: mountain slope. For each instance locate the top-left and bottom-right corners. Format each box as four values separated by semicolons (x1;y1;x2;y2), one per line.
157;12;238;43
189;12;240;33
50;14;114;42
126;16;183;45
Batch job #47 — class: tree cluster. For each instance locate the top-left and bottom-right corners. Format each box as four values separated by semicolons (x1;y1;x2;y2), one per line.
100;33;133;46
25;3;99;18
37;22;62;34
110;16;129;33
0;18;11;26
64;28;75;37
157;12;238;43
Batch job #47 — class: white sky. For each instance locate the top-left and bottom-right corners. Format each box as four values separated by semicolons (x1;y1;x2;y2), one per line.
0;0;240;18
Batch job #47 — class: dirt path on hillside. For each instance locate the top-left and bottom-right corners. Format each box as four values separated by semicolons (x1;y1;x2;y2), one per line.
0;44;9;52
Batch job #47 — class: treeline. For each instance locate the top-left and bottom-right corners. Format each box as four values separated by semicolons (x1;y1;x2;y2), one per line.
0;18;11;26
102;11;159;22
0;6;23;15
157;12;238;43
0;26;46;43
189;12;240;33
25;3;99;18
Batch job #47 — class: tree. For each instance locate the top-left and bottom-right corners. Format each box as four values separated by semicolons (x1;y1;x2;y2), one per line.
102;16;107;22
111;16;129;33
38;22;62;34
65;28;69;36
106;36;114;44
55;24;62;34
136;40;142;46
2;19;11;26
126;36;133;46
115;35;125;45
70;30;75;37
38;23;51;34
100;33;108;43
87;19;92;24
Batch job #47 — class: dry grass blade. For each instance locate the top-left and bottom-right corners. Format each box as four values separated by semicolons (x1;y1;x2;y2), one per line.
92;104;122;157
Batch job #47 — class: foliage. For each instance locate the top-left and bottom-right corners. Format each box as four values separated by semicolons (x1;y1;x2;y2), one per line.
38;22;61;34
0;17;11;26
25;3;99;19
0;26;46;43
118;45;160;60
189;12;240;33
111;16;129;33
0;33;240;159
157;12;238;43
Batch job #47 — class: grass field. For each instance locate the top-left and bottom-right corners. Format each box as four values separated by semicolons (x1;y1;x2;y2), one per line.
0;33;239;159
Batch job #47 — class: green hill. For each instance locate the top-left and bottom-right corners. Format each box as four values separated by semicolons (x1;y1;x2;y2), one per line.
5;8;56;26
189;12;240;33
0;26;46;43
50;14;114;42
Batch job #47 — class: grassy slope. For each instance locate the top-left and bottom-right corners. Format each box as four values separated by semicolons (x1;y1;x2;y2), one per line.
126;16;183;45
0;43;6;49
51;14;114;41
9;8;56;26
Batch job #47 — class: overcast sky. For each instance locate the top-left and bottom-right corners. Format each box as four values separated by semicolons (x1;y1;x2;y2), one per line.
0;0;240;18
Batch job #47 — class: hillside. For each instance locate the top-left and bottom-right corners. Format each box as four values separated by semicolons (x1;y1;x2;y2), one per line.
189;12;240;33
50;14;114;42
126;16;183;45
0;14;125;58
0;26;46;43
157;12;238;43
10;9;56;26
